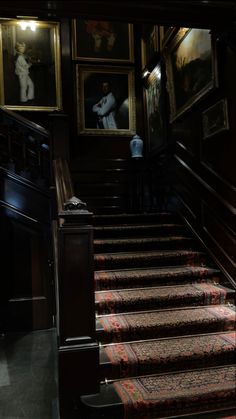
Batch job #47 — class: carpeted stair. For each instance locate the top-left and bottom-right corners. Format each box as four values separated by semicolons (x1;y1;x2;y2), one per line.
81;212;236;419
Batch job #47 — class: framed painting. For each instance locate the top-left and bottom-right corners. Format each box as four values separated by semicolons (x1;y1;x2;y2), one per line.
141;24;159;69
0;19;62;111
202;99;229;139
165;27;218;121
144;63;165;153
72;19;134;63
76;65;136;135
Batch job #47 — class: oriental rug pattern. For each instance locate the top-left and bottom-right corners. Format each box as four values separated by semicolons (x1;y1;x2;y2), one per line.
95;283;227;314
113;365;236;418
98;305;235;343
90;212;236;417
103;331;236;378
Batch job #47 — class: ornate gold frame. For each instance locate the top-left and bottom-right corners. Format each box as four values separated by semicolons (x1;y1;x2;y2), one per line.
76;65;136;136
72;20;134;63
0;19;62;111
165;27;218;122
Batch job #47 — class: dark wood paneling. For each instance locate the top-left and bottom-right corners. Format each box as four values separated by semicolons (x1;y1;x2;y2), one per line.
0;167;51;224
0;208;53;331
1;1;236;27
0;168;53;331
58;226;95;344
202;201;235;272
174;156;236;285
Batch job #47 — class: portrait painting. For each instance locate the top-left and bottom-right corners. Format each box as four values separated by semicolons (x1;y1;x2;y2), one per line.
0;20;62;111
165;27;217;121
144;64;165;153
76;65;136;135
72;19;134;63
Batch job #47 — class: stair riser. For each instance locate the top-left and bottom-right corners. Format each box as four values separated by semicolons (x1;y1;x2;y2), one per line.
94;238;195;253
93;213;180;226
100;349;236;381
95;253;206;270
96;292;227;315
98;320;235;344
94;225;187;238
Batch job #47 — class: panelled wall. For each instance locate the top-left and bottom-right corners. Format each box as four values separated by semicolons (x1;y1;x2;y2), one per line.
171;36;236;286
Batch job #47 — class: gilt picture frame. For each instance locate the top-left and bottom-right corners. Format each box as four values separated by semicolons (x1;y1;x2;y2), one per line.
165;27;218;122
0;19;62;111
202;99;229;139
72;19;134;63
76;65;136;136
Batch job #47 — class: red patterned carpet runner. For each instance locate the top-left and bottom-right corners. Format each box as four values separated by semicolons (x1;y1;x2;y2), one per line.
95;265;220;290
95;283;227;314
89;212;236;417
113;365;236;418
103;332;236;378
98;305;235;343
95;249;205;270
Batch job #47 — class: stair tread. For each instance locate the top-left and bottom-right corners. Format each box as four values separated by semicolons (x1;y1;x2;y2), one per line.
81;365;236;418
112;365;236;417
95;265;220;277
95;265;221;290
100;331;236;378
95;283;232;314
102;330;236;356
94;249;206;270
97;304;236;343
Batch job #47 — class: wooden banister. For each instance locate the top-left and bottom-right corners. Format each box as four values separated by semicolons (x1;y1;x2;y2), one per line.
0;107;49;137
0;107;50;186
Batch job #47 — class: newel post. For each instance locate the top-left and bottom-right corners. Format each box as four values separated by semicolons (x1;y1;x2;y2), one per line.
53;161;99;417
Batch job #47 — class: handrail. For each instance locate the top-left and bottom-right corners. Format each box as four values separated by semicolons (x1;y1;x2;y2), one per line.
0;106;49;137
0;106;50;186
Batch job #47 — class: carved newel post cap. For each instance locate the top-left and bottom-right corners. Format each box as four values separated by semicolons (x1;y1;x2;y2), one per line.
64;196;87;211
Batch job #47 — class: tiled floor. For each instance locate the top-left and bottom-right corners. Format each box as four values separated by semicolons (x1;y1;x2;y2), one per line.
0;329;59;419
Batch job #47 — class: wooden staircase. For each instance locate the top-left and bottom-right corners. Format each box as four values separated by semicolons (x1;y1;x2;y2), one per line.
80;212;236;419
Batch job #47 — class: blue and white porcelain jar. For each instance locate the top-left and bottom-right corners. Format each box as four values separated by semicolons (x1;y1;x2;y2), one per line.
130;134;143;158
